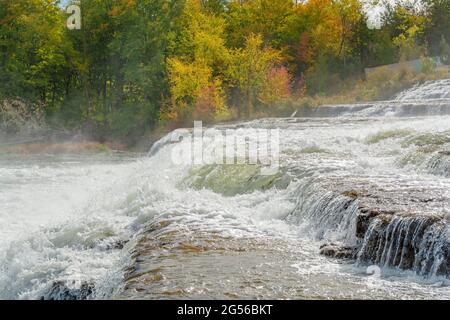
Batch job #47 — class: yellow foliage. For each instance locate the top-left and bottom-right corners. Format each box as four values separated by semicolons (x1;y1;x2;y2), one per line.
179;0;230;68
167;58;212;104
167;58;226;121
229;34;281;89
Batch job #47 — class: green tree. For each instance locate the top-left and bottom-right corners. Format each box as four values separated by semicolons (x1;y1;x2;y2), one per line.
440;37;450;64
423;0;450;56
0;0;75;107
225;0;294;48
63;0;185;139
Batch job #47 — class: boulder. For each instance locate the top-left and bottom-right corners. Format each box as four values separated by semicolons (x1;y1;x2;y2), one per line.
40;281;95;300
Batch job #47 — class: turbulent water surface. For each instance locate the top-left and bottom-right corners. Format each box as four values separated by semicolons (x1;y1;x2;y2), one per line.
0;80;449;300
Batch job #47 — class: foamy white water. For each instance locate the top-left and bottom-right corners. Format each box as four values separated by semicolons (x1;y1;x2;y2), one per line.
0;154;142;299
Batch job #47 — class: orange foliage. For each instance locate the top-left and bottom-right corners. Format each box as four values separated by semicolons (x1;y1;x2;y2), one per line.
194;85;220;122
109;0;136;18
297;33;314;65
258;65;292;105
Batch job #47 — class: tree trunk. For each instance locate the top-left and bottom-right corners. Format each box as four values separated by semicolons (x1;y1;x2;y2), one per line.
246;87;253;119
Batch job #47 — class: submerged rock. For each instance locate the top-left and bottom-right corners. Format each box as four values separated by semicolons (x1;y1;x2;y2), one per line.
40;281;95;300
320;243;357;260
181;164;291;197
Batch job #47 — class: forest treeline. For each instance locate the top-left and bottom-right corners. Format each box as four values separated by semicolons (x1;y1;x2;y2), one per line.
1;0;449;143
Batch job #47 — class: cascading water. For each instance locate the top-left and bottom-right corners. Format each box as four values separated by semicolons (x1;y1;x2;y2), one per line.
395;79;450;101
0;80;449;300
294;79;450;118
357;216;449;277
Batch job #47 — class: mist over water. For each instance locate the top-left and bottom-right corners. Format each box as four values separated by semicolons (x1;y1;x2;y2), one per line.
0;81;449;300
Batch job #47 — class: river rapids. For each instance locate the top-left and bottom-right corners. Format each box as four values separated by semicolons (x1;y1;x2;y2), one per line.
0;80;449;300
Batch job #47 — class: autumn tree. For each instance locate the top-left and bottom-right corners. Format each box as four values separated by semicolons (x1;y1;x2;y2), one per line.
228;34;282;117
381;3;427;61
226;0;295;48
166;0;228;122
258;65;292;107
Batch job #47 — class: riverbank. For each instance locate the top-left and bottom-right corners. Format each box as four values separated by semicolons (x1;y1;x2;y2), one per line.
1;71;448;156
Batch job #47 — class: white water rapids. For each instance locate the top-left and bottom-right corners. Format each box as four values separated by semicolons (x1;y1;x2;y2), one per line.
0;80;449;299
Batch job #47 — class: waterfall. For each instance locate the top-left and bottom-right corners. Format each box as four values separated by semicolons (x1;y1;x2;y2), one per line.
294;79;450;118
394;79;450;101
357;216;449;278
286;179;359;245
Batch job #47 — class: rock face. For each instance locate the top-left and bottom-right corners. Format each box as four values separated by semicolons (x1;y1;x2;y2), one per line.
356;215;449;276
320;206;449;278
40;281;95;300
303;174;450;279
356;208;394;239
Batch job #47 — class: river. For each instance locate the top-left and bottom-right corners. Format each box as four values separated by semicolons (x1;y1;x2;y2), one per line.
0;80;449;300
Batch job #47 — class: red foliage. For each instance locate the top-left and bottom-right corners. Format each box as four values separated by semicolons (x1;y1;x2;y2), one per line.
259;65;292;105
194;85;219;121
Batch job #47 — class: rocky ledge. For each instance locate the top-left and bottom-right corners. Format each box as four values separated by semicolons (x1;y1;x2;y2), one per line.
314;175;449;278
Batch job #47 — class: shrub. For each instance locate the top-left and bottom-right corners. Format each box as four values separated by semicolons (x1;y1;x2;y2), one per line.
0;99;45;135
194;84;225;122
258;65;293;107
